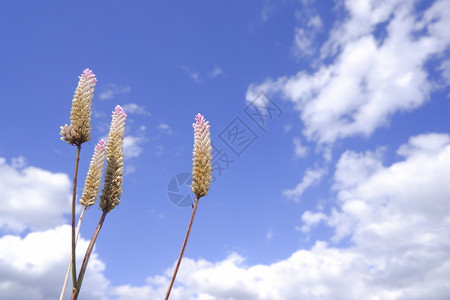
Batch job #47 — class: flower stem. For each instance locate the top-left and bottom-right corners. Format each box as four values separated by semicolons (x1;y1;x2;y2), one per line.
71;145;82;291
59;205;87;300
164;197;200;300
71;210;108;300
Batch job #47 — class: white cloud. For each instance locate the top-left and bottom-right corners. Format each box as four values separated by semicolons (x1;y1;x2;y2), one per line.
5;134;449;299
329;132;450;245
0;225;109;300
247;0;450;144
122;103;151;117
283;167;326;202
109;132;450;300
0;158;72;232
99;84;131;100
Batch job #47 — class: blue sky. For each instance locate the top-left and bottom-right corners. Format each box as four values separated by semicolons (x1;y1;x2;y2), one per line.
1;0;450;299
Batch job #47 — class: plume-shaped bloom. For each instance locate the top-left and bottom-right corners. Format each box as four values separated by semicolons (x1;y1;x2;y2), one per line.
191;113;212;198
99;106;126;213
79;140;107;207
60;68;97;145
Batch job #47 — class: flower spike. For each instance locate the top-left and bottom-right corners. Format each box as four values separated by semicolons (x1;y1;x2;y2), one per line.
99;106;127;213
80;140;107;207
60;68;97;145
191;113;212;199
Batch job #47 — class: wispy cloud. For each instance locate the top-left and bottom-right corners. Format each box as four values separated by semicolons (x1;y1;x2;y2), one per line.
183;65;226;83
122;103;151;117
293;137;308;158
99;84;131;100
123;135;146;159
265;227;274;241
182;66;202;83
283;167;326;202
208;66;224;78
157;123;172;135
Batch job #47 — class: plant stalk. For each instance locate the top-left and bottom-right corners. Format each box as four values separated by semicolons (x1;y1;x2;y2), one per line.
71;210;108;300
71;145;82;291
59;205;87;300
164;197;200;300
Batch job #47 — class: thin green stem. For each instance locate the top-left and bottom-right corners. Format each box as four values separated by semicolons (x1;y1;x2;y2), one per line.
164;197;200;300
71;210;108;300
71;145;82;291
59;205;87;300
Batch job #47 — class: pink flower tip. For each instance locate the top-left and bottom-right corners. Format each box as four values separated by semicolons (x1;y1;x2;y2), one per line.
114;105;127;117
97;139;107;149
82;68;97;82
194;113;209;128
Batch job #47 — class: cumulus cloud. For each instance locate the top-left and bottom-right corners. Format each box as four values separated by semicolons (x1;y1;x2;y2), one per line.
0;225;109;300
247;0;450;144
108;132;450;299
0;158;72;232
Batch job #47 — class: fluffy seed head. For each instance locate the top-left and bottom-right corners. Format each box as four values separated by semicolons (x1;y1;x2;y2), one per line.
99;106;127;213
79;140;107;207
191;113;212;199
60;68;97;145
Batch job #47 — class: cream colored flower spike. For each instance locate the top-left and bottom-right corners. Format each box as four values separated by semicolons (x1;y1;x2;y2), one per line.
191;113;213;199
60;68;97;145
80;140;107;207
100;106;127;213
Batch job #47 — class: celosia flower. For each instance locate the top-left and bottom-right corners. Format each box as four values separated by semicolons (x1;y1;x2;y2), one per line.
191;113;212;198
79;140;107;207
99;106;126;213
60;68;97;145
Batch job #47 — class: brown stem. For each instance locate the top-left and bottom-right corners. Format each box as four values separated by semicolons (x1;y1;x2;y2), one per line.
71;145;82;290
59;205;87;300
71;210;108;300
164;197;200;300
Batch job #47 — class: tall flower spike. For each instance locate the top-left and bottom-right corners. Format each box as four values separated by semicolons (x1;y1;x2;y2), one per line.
79;140;107;207
60;68;97;145
99;106;126;213
191;113;212;198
